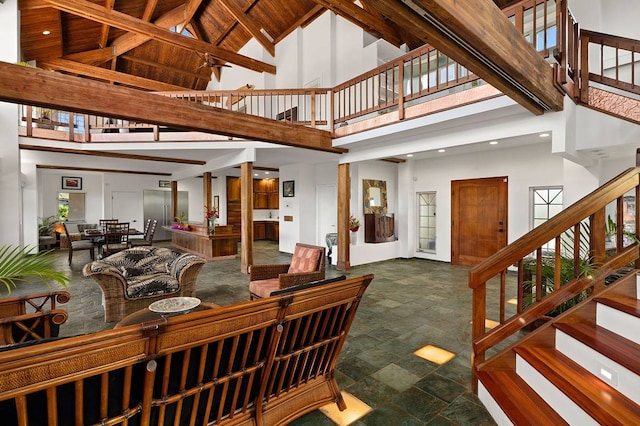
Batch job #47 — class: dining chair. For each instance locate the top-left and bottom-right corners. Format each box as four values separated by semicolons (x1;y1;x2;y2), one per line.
102;222;130;257
129;219;158;247
63;222;95;265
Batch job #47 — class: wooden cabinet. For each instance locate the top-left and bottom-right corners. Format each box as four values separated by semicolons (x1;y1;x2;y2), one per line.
227;176;241;202
227;177;241;232
254;221;266;240
254;221;279;241
253;178;279;209
265;221;275;240
364;213;395;243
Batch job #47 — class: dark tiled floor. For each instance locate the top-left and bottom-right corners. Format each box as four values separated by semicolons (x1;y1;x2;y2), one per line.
10;241;495;425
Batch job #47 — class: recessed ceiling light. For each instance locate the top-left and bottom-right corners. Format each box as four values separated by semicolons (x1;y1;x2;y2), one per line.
489;141;498;145
406;154;413;157
254;173;259;177
42;30;51;35
265;171;270;175
539;133;550;137
438;149;445;153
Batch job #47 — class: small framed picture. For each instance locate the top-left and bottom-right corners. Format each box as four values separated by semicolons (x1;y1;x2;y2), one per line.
283;180;295;197
62;176;82;190
159;180;171;188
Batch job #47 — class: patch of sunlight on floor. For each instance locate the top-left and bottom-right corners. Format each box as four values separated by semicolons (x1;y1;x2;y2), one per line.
414;344;456;365
319;391;372;425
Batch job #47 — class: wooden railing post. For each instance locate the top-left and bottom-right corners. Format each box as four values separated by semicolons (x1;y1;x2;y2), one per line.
580;33;590;104
398;60;405;121
470;281;486;392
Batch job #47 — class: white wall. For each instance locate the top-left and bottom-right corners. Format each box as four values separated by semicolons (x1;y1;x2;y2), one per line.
409;142;588;263
0;0;21;246
348;161;401;265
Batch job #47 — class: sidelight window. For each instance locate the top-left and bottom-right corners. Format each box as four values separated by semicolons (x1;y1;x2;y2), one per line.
417;192;437;252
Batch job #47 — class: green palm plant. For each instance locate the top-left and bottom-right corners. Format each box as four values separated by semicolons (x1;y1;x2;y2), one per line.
0;245;70;295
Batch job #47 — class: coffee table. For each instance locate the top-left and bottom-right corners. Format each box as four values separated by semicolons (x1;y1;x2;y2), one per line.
114;301;219;328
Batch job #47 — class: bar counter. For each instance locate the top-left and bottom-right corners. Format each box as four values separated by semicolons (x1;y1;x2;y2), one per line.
163;224;240;260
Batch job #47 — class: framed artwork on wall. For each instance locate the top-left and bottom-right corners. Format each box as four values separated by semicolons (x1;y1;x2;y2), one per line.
159;180;171;188
61;176;82;190
283;180;295;197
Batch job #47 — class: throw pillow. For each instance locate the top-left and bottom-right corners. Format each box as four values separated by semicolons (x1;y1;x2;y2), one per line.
288;246;322;274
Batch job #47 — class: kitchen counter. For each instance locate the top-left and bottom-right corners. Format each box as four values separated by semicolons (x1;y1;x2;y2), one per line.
163;225;240;260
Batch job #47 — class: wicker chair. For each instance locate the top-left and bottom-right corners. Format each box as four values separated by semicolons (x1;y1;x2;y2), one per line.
0;291;70;345
249;243;325;299
83;247;206;322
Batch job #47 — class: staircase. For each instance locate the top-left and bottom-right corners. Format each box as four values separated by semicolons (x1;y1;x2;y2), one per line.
477;271;640;425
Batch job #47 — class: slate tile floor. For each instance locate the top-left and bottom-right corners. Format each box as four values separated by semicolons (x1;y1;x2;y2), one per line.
13;241;496;425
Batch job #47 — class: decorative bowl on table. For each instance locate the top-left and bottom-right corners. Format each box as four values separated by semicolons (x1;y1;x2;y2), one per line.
148;297;201;316
85;229;102;235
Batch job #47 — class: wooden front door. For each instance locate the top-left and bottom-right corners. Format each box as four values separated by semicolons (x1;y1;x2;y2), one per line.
451;177;508;266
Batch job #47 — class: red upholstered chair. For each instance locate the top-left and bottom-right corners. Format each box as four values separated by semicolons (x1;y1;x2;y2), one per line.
249;243;326;299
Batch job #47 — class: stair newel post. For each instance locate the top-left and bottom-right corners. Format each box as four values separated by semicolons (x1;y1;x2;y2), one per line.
470;278;486;393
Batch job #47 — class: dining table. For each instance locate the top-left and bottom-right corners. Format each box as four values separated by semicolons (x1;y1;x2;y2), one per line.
83;228;144;257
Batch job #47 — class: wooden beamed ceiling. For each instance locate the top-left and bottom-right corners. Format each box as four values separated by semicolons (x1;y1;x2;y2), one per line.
14;0;563;151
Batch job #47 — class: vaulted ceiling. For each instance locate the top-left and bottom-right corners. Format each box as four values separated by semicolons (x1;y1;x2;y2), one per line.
20;0;523;92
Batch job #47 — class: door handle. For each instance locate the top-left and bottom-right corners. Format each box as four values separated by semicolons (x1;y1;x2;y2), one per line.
498;229;504;232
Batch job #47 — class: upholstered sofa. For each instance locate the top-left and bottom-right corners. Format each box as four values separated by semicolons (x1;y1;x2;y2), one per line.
0;274;374;426
83;246;206;322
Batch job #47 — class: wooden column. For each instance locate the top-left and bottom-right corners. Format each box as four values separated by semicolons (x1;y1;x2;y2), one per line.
337;163;351;271
203;172;212;219
240;162;253;273
171;180;178;223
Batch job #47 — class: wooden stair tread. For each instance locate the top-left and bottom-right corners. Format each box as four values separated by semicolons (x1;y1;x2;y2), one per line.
554;322;640;376
514;346;640;424
594;294;640;318
477;370;568;425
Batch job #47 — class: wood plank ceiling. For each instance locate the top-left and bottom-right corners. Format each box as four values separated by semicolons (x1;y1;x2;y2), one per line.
19;0;543;101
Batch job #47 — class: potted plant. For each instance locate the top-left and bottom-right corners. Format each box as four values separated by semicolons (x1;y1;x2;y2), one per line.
0;244;69;295
172;212;190;231
204;206;219;235
38;215;57;237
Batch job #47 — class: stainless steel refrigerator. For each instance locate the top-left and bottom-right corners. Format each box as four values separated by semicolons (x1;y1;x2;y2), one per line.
143;190;189;241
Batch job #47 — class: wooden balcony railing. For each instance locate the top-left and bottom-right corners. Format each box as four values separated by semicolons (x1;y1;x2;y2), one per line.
579;30;640;102
19;0;565;141
469;162;640;391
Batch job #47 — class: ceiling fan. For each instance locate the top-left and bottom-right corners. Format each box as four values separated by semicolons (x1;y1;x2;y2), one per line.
195;52;231;70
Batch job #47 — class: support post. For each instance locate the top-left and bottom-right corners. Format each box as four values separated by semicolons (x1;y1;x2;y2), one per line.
203;172;212;220
240;162;253;273
337;163;351;271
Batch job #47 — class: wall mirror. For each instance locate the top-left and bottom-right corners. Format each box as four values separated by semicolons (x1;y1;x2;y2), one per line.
363;179;387;214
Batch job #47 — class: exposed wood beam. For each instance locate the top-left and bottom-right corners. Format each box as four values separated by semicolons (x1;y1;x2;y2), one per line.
36;164;172;176
38;58;190;91
98;0;115;49
63;48;115;65
20;144;207;164
1;62;341;153
141;0;158;21
218;0;275;56
42;0;276;74
176;0;204;34
367;0;563;114
121;54;211;82
313;0;403;47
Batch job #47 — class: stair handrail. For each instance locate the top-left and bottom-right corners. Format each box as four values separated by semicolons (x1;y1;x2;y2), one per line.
469;164;640;390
